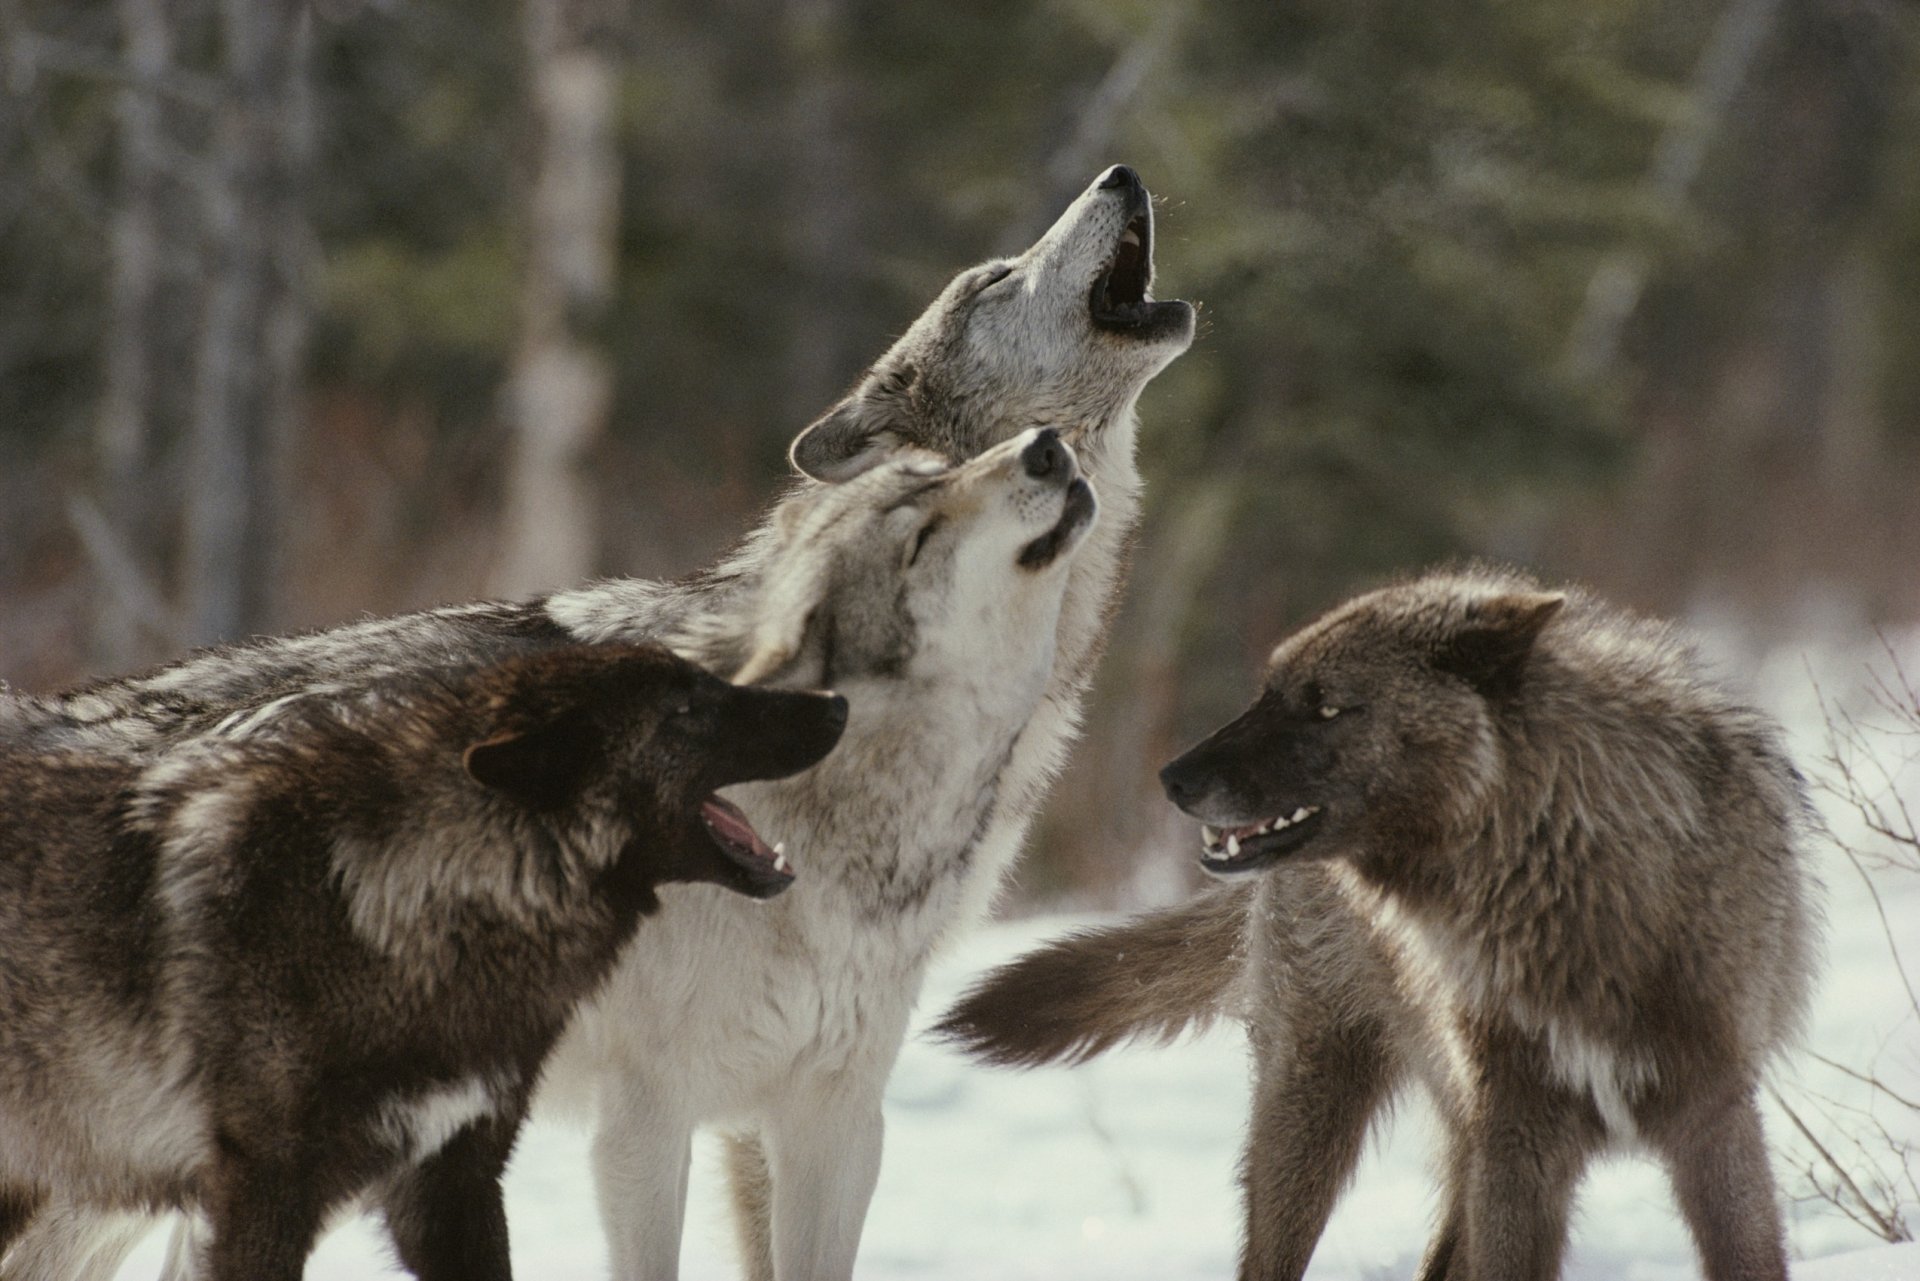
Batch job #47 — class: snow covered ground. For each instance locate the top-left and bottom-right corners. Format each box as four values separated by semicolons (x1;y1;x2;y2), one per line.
111;623;1920;1279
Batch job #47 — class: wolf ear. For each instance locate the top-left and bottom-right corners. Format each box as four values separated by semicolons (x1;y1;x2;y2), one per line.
1434;591;1565;694
790;394;906;482
731;550;833;687
463;709;601;811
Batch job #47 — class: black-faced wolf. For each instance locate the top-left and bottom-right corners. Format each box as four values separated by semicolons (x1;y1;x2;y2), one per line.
940;566;1818;1281
0;646;845;1281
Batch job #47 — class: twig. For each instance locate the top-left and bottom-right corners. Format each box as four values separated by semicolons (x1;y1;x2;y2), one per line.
1770;1087;1909;1242
1803;1048;1920;1112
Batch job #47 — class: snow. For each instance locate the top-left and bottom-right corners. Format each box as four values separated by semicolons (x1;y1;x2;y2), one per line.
108;626;1920;1279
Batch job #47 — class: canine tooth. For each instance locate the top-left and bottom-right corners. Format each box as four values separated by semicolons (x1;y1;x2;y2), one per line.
773;853;791;874
773;841;786;856
1202;824;1220;847
1291;807;1310;823
1225;834;1240;857
1121;227;1142;248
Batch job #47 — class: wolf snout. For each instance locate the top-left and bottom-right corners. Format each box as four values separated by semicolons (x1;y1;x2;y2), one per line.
1021;428;1072;483
1159;755;1232;821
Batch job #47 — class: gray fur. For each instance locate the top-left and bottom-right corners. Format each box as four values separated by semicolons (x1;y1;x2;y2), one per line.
941;566;1820;1281
12;165;1191;1281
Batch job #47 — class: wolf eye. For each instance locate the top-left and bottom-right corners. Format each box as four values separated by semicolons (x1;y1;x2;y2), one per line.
975;265;1013;293
1317;705;1342;721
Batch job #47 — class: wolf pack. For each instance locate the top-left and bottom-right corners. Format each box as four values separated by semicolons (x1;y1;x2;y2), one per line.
0;166;1820;1281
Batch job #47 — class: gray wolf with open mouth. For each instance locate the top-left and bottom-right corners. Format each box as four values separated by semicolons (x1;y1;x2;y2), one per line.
12;164;1190;1281
940;566;1818;1281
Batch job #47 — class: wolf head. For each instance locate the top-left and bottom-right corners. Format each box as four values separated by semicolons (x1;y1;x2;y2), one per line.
729;427;1097;696
459;645;847;900
143;646;848;957
1160;568;1566;878
789;165;1195;482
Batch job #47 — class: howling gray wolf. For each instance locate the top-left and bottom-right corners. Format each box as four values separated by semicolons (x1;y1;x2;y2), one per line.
19;163;1190;1281
0;644;846;1281
939;566;1819;1281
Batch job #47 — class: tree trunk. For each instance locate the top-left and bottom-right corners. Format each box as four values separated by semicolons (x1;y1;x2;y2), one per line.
89;0;173;666
181;0;312;645
490;0;621;599
779;0;864;418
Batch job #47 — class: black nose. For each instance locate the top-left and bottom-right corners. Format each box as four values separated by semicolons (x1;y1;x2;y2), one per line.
1098;164;1142;192
1022;429;1068;482
1159;759;1209;812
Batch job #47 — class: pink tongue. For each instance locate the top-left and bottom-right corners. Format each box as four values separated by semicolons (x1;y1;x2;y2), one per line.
701;798;775;861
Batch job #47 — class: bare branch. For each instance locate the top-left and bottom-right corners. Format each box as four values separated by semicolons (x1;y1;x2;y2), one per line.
1802;1049;1920;1112
1770;1087;1910;1242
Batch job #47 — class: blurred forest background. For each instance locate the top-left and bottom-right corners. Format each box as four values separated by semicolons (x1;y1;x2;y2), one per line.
3;0;1918;905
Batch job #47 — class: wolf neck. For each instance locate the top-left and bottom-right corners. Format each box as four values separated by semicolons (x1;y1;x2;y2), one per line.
1052;401;1143;692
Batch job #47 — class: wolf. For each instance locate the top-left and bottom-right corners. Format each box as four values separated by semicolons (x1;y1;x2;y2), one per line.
0;643;847;1281
19;163;1189;1280
939;566;1819;1281
15;430;1106;1281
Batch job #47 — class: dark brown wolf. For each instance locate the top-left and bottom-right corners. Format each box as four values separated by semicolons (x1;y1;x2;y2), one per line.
0;645;845;1281
939;566;1818;1281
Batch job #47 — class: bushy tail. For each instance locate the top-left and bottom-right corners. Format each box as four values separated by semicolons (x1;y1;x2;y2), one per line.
933;883;1252;1068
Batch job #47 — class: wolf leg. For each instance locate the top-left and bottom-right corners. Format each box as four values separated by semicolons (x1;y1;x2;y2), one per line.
763;1084;884;1281
379;1114;521;1281
721;1130;775;1281
1415;1109;1476;1281
1238;1017;1397;1281
201;1158;322;1281
1656;1088;1789;1281
1458;1057;1601;1281
157;1212;208;1281
592;1072;693;1281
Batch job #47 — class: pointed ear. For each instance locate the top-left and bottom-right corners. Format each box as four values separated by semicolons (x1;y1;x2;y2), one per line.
732;584;827;686
789;392;906;482
463;709;600;811
1433;592;1566;694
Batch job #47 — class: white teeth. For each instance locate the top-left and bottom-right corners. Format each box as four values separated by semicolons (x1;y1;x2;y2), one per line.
1202;846;1231;862
773;841;786;855
1202;824;1220;847
1294;806;1316;822
773;852;792;874
1225;834;1240;857
1121;228;1141;248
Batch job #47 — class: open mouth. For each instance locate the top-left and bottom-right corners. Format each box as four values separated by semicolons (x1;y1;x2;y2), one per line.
1196;806;1324;875
699;795;795;897
1088;209;1190;340
1017;477;1096;570
1090;213;1152;328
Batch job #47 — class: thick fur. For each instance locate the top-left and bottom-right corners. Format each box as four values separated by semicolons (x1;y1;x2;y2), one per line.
15;165;1192;1281
938;884;1253;1067
940;566;1819;1281
0;645;846;1281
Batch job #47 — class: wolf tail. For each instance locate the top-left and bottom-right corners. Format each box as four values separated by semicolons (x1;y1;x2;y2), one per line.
933;883;1252;1068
